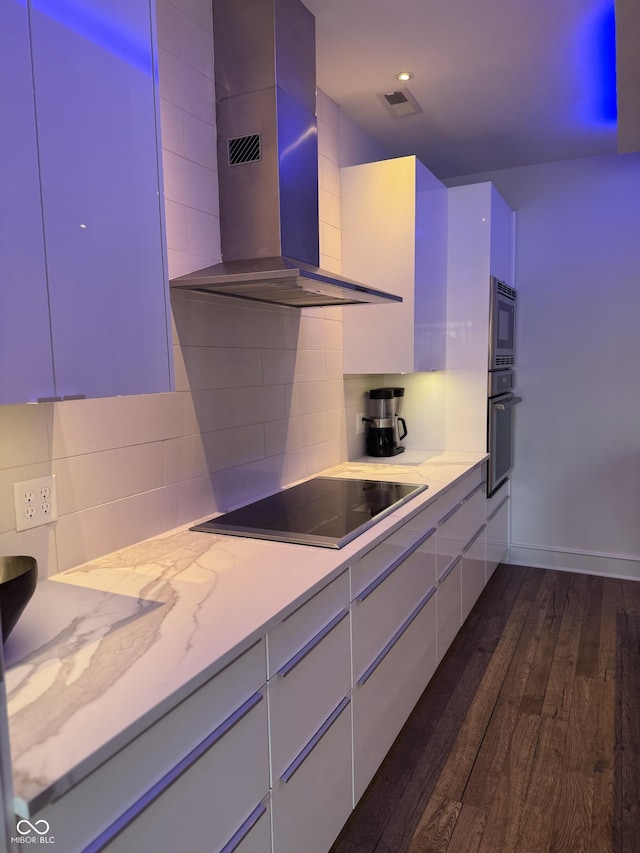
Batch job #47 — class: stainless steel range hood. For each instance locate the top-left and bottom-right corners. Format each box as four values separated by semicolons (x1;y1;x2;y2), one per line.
169;0;402;309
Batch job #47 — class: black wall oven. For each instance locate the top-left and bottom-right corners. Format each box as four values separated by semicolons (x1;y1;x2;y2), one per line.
487;370;522;496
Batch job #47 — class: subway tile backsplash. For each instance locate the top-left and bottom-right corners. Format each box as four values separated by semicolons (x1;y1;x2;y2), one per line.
0;2;359;573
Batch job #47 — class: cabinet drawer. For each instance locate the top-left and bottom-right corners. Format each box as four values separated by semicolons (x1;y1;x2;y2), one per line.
102;691;269;853
271;695;352;853
351;522;425;599
436;556;462;664
461;524;487;624
220;796;271;853
352;525;436;681
398;497;440;537
36;641;268;853
268;578;351;780
436;483;485;576
436;467;483;519
486;494;509;581
267;570;349;677
353;587;437;803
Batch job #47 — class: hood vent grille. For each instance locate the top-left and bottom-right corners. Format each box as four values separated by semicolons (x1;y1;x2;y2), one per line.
228;134;262;166
169;0;403;309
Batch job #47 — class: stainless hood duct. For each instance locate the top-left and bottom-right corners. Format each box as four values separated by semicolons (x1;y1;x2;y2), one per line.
169;0;402;308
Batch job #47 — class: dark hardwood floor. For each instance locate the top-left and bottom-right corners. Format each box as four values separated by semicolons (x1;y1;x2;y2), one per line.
331;564;640;853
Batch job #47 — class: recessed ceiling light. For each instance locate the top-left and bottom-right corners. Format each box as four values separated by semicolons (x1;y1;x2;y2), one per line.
396;71;414;82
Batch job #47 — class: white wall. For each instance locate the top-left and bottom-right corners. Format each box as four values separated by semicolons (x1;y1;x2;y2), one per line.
0;0;383;575
450;152;640;577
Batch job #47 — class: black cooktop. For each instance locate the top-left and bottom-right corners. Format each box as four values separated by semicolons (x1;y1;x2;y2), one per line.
191;477;427;548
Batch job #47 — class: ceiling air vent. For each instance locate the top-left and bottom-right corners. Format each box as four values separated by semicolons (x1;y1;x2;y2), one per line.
228;133;261;166
378;88;423;118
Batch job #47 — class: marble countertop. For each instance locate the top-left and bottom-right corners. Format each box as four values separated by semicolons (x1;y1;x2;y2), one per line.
3;450;486;815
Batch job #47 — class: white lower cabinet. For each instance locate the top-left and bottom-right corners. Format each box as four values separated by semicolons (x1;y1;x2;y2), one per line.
461;524;487;624
351;520;437;803
102;691;270;853
486;494;510;581
34;641;268;853
435;479;485;663
352;586;437;802
224;796;271;853
270;697;352;853
267;571;352;853
436;553;462;664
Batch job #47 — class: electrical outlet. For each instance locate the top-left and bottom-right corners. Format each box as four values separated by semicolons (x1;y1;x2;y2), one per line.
356;412;366;435
14;475;58;532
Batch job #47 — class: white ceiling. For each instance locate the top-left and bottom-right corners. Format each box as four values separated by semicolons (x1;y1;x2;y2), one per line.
302;0;638;180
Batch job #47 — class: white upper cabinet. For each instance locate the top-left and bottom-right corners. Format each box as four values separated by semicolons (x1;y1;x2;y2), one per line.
0;0;172;404
0;0;56;404
445;181;515;452
341;156;448;375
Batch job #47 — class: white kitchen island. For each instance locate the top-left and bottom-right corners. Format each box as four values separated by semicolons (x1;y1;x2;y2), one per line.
3;451;504;852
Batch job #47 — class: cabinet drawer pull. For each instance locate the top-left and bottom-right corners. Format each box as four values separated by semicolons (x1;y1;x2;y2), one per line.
277;609;349;677
463;481;485;502
355;527;437;602
280;696;351;783
357;586;437;686
463;523;487;553
438;554;462;584
82;691;264;853
439;502;462;526
488;495;510;520
220;802;267;853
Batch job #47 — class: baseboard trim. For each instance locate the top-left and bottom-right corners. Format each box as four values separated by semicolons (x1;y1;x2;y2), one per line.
508;543;640;582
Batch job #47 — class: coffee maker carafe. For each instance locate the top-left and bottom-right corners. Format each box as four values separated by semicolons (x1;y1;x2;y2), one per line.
365;387;408;457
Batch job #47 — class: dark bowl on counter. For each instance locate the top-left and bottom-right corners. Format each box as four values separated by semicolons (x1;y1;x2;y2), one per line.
0;556;38;644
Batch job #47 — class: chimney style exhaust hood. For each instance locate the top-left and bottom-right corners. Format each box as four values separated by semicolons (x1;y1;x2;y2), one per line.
169;0;402;309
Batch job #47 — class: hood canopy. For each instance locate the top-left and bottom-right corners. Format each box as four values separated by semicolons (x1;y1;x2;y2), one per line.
169;0;402;308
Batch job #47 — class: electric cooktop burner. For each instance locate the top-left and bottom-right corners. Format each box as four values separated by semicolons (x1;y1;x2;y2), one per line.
191;477;428;549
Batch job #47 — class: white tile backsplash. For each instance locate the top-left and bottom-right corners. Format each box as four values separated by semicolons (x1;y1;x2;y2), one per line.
191;298;287;349
181;346;262;390
264;412;328;456
167;0;212;31
53;444;166;515
156;0;182;56
298;315;342;351
319;154;341;197
321;221;342;261
50;394;198;459
186;207;221;258
0;404;51;469
158;98;185;156
195;385;286;432
157;47;214;122
164;198;190;252
319;188;341;229
162;150;218;214
179;13;214;78
183;113;217;170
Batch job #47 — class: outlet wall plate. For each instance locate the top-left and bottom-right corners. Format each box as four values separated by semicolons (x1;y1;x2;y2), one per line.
14;475;58;532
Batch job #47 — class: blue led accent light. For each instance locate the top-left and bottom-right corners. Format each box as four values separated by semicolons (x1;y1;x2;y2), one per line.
579;1;618;126
18;0;153;74
594;2;618;123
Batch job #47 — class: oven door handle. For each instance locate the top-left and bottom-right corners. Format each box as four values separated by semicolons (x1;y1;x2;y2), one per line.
494;395;522;411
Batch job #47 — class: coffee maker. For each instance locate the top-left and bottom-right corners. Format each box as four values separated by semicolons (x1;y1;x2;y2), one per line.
365;387;408;457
